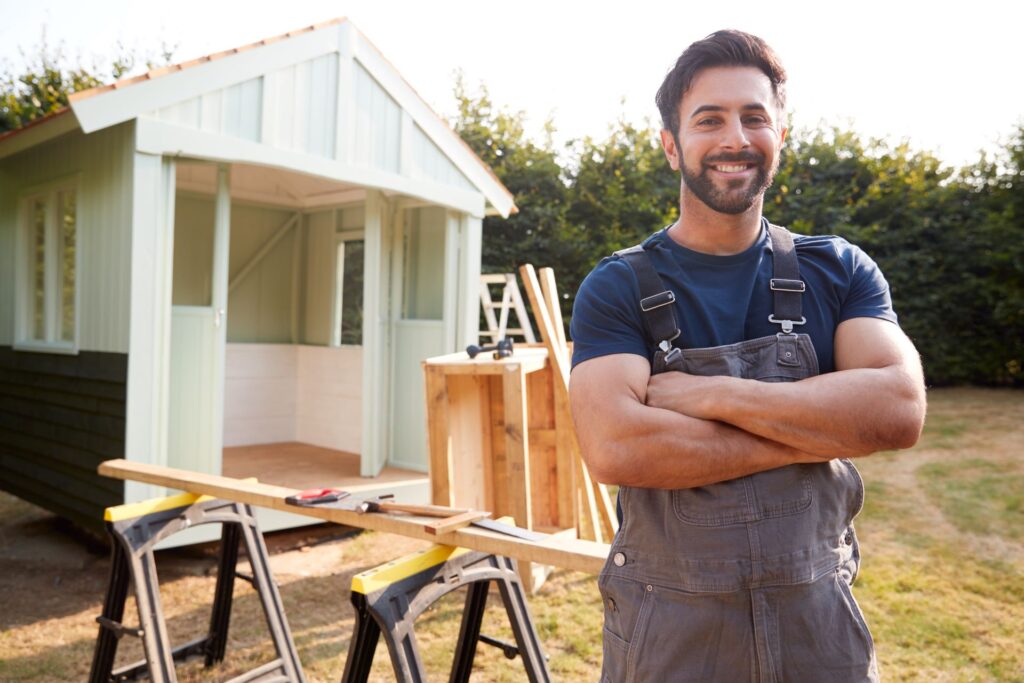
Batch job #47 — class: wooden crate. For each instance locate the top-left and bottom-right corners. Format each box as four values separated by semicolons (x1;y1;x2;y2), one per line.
422;346;575;534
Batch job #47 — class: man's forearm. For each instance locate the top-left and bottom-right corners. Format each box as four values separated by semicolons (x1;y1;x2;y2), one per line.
655;366;925;458
576;397;824;489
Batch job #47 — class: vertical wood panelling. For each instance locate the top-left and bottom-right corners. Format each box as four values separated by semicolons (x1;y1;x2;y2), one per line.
0;123;134;353
263;55;337;158
226;203;297;343
389;320;444;472
408;122;475;192
0;166;15;344
302;209;335;345
154;77;262;142
403;207;446;320
167;307;216;473
353;61;400;173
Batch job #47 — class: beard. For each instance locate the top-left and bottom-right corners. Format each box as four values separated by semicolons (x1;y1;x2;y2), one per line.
679;149;777;215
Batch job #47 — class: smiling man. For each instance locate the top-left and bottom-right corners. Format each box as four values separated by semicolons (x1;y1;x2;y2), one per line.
569;30;926;682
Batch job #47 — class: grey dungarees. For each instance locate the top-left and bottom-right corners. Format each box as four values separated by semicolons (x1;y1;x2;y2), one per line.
599;224;879;682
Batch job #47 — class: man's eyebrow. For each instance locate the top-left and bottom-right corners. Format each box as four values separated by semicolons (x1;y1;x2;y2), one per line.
689;103;771;118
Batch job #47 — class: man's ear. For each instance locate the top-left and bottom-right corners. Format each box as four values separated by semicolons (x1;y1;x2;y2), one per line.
779;126;788;147
660;129;680;171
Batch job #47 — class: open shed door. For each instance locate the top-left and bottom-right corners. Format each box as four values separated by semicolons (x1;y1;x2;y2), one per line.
167;166;230;474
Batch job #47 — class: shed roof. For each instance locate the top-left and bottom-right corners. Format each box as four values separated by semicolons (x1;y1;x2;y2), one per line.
1;18;515;216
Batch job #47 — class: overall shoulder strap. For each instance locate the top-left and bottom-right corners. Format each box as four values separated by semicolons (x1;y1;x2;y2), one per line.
766;223;806;333
614;243;681;349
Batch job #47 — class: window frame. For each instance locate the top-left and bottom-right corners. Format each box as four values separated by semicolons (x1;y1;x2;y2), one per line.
331;228;365;348
14;174;81;355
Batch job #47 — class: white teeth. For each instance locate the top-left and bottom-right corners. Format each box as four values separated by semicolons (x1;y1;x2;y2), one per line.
714;164;749;172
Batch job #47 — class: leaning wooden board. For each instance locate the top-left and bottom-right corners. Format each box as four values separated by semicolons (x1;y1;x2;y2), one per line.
98;459;609;575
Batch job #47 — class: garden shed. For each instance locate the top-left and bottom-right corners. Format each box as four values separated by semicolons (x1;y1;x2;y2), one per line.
0;18;515;540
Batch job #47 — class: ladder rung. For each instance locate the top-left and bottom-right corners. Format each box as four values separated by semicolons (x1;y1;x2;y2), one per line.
96;616;144;639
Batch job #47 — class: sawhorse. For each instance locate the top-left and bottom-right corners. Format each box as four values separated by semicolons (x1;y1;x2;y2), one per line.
342;544;551;682
88;492;305;683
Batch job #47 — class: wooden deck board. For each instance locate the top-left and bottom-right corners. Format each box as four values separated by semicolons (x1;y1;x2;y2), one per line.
222;442;428;491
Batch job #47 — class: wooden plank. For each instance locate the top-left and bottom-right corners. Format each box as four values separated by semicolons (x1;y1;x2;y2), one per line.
423;364;453;506
527;366;558;529
97;459;608;574
501;363;532;529
539;267;568;353
424;509;491;536
488;375;509;517
447;374;489;512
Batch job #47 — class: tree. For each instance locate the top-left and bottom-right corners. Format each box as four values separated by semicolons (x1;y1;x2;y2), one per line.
1;32;174;133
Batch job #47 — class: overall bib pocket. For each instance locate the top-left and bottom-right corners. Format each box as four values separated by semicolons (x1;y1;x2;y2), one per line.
672;465;814;526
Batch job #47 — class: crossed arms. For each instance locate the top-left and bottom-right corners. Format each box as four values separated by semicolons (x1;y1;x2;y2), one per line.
568;317;926;489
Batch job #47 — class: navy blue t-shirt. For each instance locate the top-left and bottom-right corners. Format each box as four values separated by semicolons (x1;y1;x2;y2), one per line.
570;222;898;373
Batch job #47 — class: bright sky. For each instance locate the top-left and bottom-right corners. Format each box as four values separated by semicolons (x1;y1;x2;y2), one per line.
1;0;1021;169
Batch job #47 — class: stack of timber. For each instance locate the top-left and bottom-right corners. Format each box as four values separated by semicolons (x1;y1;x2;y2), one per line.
519;265;618;544
421;269;617;552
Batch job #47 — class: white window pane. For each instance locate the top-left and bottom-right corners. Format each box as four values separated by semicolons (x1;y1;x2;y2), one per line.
31;198;46;340
340;239;364;345
60;190;76;342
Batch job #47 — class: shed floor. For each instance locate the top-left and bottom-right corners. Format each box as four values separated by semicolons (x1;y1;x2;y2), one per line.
222;441;428;491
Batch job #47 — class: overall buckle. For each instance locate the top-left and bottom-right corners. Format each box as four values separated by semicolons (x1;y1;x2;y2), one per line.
768;315;807;335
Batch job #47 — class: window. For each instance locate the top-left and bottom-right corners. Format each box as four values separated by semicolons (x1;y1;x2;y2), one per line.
16;180;78;352
333;232;364;346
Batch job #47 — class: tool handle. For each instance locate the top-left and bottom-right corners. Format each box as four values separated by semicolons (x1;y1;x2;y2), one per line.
376;501;472;518
423;510;492;535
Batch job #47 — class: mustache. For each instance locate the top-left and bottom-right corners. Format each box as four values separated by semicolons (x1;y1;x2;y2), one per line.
703;152;765;164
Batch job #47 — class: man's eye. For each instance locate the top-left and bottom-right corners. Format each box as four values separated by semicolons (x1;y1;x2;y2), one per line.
744;116;768;125
697;118;718;126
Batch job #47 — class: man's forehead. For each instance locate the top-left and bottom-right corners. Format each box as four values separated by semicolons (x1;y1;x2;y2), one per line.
680;66;776;114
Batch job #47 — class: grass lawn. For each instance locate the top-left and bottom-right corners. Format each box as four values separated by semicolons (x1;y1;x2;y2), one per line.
0;387;1021;681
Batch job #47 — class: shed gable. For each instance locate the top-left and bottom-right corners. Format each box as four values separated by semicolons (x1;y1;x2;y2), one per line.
69;20;507;216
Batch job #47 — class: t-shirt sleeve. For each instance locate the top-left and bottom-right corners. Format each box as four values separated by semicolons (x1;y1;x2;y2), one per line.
837;240;899;325
569;257;652;369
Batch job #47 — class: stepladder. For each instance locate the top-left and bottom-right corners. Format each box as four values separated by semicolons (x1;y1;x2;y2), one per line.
88;492;305;683
341;543;551;683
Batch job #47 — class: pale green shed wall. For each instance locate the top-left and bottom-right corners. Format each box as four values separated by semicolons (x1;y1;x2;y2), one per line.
403;206;446;320
0;123;135;352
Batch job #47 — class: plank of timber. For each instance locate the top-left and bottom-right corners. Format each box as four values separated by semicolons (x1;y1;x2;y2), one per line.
527;368;559;528
540;268;583;530
423;364;454;507
98;460;608;574
502;362;533;529
447;374;489;512
539;267;569;354
424;509;491;535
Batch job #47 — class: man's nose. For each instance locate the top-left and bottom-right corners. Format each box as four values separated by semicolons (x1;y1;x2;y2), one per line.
719;117;751;150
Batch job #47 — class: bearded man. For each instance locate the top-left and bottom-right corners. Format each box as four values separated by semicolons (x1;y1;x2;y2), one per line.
569;29;926;682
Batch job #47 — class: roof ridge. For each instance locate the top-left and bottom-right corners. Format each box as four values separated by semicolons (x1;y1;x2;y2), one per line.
68;17;348;104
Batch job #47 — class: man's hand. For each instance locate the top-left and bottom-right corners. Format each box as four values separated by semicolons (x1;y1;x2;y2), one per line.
646;371;723;418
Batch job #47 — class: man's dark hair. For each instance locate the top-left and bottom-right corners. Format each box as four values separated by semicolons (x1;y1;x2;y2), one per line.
655;30;787;138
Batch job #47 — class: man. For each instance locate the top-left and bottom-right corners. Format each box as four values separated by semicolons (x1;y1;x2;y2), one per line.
569;30;926;682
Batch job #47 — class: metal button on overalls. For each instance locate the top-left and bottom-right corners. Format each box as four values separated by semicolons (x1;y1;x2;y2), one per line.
597;224;879;683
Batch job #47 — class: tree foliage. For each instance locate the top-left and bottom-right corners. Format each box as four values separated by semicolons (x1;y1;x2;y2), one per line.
0;33;174;133
452;82;1023;386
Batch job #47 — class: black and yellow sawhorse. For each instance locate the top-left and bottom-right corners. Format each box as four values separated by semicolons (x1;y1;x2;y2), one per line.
342;542;551;682
88;492;305;683
88;492;551;682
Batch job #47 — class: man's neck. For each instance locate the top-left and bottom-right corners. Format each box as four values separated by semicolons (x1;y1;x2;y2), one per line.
667;196;765;256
